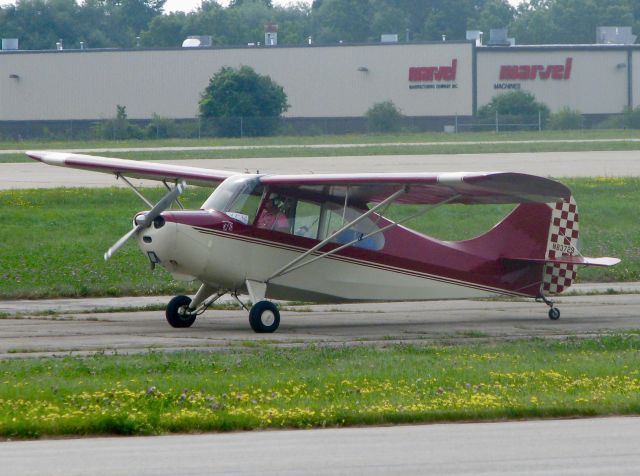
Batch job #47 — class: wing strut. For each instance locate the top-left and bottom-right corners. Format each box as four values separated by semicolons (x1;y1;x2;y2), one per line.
116;173;154;208
267;186;408;282
163;180;185;210
267;193;461;282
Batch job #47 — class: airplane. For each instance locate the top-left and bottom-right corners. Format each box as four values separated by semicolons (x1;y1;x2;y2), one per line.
28;150;619;333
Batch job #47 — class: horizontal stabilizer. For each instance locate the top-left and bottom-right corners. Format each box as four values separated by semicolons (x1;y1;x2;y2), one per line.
503;256;620;267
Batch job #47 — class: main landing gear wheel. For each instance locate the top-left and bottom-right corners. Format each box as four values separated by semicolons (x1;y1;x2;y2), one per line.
249;300;280;333
166;295;197;328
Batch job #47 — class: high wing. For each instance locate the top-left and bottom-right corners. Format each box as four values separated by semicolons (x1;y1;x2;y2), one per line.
27;151;235;187
28;151;570;205
261;171;571;205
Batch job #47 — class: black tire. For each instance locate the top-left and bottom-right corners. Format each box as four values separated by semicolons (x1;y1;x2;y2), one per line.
249;300;280;333
548;307;560;321
166;295;196;328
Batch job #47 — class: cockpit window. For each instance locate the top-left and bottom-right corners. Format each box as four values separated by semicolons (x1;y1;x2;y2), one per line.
255;193;296;233
201;175;263;224
254;191;384;250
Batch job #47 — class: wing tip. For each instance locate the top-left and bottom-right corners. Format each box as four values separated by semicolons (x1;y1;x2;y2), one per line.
26;150;45;162
26;150;69;165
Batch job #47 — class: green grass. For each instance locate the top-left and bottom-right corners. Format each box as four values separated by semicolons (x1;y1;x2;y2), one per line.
0;177;634;299
3;129;640;163
0;187;211;299
1;336;639;438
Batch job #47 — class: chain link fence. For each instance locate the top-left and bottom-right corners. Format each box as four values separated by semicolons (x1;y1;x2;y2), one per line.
0;113;624;141
453;112;544;132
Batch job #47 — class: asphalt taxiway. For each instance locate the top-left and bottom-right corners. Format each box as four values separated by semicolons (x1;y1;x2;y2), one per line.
2;149;640;189
2;417;640;475
1;291;639;358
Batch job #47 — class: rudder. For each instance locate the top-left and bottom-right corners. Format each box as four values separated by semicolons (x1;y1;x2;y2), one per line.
541;196;579;295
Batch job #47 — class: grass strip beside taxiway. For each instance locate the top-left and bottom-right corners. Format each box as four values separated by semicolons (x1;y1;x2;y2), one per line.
1;336;639;438
0;177;637;300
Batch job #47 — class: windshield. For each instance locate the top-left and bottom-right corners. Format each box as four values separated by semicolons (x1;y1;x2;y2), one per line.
201;175;263;224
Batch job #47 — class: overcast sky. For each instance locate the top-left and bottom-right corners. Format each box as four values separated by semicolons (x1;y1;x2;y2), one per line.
0;0;524;13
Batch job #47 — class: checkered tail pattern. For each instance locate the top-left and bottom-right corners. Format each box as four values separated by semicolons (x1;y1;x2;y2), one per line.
540;196;579;295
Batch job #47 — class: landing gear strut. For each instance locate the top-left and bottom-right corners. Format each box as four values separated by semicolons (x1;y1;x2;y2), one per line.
165;281;282;333
537;293;560;321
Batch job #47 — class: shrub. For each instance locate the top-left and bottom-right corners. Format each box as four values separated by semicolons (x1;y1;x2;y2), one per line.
478;90;550;122
176;121;201;138
95;105;143;140
145;115;178;139
366;101;403;133
623;106;640;129
593;114;625;129
547;107;583;130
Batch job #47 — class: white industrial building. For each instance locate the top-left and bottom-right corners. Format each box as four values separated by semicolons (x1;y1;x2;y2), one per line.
0;40;637;127
477;45;636;117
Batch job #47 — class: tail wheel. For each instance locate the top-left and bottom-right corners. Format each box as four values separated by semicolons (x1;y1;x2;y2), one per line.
548;307;561;320
249;300;280;333
166;295;197;328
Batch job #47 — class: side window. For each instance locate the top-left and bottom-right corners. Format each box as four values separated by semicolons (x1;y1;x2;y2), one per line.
321;207;345;238
320;204;385;251
293;200;321;238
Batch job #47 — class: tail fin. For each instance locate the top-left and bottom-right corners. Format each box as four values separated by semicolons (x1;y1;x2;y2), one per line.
463;196;618;296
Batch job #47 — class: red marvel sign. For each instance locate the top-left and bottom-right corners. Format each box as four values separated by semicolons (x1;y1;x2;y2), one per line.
409;59;457;81
499;57;573;80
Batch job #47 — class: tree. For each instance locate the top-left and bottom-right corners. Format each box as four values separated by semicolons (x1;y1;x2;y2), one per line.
472;0;516;34
370;2;407;40
0;0;166;49
313;0;373;43
139;12;188;47
423;0;474;41
199;66;289;136
511;0;635;45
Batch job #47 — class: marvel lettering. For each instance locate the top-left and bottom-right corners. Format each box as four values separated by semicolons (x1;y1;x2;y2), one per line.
409;59;457;81
499;58;572;81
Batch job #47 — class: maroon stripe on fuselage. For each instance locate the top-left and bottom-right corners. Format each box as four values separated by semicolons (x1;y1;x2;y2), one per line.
162;210;542;297
192;226;536;297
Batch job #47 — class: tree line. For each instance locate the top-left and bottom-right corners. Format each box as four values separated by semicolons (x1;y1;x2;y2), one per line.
1;0;638;50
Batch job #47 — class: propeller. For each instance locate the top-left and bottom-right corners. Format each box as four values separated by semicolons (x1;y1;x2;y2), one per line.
104;181;187;261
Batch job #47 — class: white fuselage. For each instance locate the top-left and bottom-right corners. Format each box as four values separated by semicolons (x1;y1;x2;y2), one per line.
138;217;500;303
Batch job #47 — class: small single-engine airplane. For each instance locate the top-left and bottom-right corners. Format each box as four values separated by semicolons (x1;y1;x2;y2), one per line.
28;151;619;333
